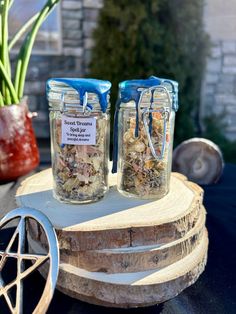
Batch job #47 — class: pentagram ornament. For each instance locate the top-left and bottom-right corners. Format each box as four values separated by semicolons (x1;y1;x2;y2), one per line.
0;207;59;314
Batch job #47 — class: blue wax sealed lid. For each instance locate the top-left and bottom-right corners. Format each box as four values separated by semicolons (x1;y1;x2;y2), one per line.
118;76;179;111
46;78;112;113
160;78;179;111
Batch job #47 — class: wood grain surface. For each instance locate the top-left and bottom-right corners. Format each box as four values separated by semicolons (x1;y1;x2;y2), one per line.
17;169;208;308
17;169;203;251
29;230;208;308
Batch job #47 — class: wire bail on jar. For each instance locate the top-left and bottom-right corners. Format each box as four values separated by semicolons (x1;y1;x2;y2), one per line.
112;78;175;173
59;91;93;115
140;85;171;161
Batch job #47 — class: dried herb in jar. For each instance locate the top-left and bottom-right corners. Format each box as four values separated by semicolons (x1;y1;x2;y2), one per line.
52;117;108;202
121;114;169;197
47;78;111;204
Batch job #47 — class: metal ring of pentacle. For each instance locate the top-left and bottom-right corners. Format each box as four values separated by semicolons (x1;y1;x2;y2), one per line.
0;207;59;314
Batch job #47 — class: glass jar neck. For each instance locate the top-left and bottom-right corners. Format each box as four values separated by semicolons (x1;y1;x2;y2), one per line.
48;91;110;113
47;82;110;113
119;82;177;112
119;85;173;110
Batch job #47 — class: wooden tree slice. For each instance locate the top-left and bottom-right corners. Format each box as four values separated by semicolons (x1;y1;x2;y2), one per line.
29;230;208;308
28;206;206;274
173;138;224;185
16;169;203;251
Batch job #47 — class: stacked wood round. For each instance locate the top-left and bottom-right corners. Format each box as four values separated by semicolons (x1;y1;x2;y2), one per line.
16;169;208;308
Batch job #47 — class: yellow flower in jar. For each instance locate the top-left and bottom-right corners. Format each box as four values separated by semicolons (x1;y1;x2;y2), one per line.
144;160;154;169
152;112;162;120
152;118;163;133
129;117;136;129
123;130;135;144
134;140;146;152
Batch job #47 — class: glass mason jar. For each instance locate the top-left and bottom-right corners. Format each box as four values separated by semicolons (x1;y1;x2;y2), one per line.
112;76;178;199
47;78;111;204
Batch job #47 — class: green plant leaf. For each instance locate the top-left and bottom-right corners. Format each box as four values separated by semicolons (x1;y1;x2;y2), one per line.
0;91;4;107
0;59;18;104
15;0;60;99
9;0;14;9
1;0;12;103
0;15;2;49
9;12;40;51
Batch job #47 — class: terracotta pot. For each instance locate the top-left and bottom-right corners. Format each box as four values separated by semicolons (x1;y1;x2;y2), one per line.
0;99;40;181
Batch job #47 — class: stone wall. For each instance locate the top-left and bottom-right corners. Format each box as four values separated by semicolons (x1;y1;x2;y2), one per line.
202;0;236;140
14;0;103;138
201;41;236;140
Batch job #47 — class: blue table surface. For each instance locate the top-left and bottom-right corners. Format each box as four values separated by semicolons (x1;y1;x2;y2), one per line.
0;164;236;314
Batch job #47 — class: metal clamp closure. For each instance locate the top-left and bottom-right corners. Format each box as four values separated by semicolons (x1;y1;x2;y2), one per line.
61;91;92;114
142;107;170;160
138;85;171;160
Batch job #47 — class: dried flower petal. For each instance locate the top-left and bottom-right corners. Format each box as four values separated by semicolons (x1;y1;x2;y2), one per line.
120;113;171;198
51;113;108;202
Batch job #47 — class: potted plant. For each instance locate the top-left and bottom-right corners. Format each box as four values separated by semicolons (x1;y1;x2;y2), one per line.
0;0;60;181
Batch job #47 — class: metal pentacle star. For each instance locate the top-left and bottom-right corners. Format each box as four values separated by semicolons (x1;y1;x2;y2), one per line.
0;208;59;314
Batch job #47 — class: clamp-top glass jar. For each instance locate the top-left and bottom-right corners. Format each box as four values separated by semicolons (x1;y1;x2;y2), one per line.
112;76;178;199
47;78;111;204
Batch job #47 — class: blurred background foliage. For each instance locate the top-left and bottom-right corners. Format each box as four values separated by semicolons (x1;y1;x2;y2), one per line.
89;0;236;163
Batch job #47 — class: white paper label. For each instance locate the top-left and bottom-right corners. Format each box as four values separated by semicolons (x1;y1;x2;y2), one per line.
61;115;96;145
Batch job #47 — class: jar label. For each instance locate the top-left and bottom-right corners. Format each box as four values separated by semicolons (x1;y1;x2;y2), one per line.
61;115;96;145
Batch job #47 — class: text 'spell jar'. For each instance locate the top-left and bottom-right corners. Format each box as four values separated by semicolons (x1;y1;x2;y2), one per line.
112;76;178;200
47;78;111;204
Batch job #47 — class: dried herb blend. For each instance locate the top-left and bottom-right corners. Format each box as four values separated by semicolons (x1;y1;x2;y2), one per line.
121;114;169;197
47;78;111;204
113;76;178;199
